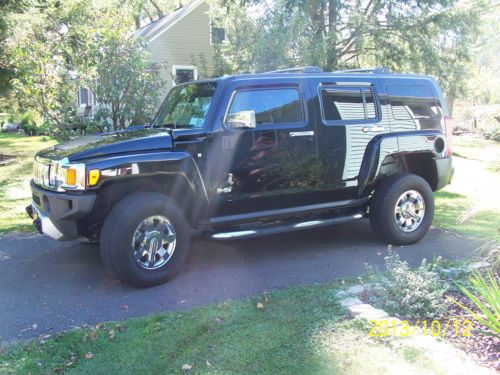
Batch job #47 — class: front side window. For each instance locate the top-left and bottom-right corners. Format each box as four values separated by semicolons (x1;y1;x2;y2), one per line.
153;82;216;128
321;86;377;122
227;88;303;126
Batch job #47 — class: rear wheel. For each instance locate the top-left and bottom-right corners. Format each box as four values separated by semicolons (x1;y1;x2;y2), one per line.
100;193;191;287
369;173;434;245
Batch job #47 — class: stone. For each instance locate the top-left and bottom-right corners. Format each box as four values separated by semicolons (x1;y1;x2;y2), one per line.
346;285;365;295
347;304;389;320
339;297;363;308
469;261;490;269
335;291;349;299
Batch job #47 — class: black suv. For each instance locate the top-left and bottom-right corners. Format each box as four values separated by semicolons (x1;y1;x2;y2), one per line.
27;67;453;287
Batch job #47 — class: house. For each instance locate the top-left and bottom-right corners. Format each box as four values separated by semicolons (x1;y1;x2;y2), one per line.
77;0;226;117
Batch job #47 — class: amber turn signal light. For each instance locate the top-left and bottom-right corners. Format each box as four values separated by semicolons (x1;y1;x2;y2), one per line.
88;169;100;186
66;168;77;186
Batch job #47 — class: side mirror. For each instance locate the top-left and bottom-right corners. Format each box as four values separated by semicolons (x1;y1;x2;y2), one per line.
225;111;256;129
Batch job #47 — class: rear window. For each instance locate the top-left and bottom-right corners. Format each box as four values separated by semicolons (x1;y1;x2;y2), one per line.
321;86;377;122
387;85;443;130
228;88;303;125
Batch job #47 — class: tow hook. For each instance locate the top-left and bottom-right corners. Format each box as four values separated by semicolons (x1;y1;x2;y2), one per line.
26;205;43;234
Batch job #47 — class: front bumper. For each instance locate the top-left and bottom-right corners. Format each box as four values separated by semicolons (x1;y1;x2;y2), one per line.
26;180;96;240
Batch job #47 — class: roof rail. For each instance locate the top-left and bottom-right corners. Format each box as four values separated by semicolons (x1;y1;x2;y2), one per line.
264;66;323;74
338;67;392;74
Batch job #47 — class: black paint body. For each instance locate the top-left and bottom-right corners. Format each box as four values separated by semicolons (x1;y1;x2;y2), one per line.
30;71;453;240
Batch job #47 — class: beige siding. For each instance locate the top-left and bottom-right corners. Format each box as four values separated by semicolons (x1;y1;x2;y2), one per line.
147;2;215;94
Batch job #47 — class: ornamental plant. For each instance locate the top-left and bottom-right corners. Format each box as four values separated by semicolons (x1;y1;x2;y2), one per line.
369;250;450;318
449;270;500;338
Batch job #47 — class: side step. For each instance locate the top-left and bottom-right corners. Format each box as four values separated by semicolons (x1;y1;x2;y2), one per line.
208;211;365;240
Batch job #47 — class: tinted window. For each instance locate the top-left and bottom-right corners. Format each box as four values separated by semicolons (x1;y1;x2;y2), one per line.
228;88;303;125
387;85;442;130
321;87;377;121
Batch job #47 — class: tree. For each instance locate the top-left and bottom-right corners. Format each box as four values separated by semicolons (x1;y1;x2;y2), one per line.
7;21;77;131
214;0;488;112
74;15;166;129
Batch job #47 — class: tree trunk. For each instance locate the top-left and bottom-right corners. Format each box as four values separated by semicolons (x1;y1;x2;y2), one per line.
326;0;338;71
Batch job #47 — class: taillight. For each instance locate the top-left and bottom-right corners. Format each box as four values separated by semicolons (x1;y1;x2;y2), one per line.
444;116;453;156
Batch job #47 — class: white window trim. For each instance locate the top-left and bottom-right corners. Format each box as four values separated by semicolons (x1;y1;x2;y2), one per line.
172;65;198;86
78;87;92;108
209;14;228;46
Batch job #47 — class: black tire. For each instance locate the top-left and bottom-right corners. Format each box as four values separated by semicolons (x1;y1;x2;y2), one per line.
369;173;434;245
100;193;191;287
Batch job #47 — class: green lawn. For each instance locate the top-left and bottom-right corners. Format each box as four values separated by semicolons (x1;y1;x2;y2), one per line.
434;136;500;241
0;133;56;234
0;282;451;375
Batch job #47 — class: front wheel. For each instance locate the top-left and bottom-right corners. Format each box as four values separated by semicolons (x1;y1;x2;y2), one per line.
100;193;191;287
369;173;434;245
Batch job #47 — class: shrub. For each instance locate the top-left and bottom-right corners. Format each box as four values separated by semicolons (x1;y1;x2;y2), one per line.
449;270;500;338
368;250;450;318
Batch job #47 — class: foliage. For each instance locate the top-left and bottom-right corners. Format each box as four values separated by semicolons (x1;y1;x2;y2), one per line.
449;270;500;338
6;20;78;133
367;250;450;318
72;15;166;130
214;0;487;111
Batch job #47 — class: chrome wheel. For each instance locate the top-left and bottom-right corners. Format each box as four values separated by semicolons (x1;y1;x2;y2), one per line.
131;215;176;270
394;190;425;233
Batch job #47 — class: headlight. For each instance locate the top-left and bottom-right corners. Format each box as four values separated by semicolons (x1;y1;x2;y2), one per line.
54;159;86;191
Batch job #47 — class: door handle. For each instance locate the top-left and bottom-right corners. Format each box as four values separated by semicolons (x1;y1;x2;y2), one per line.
362;126;385;133
289;131;314;137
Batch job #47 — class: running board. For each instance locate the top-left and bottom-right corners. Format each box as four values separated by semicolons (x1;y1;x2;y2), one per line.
209;211;365;240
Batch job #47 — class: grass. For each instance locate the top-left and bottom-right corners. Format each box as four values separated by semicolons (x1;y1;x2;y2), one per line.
0;133;56;235
433;135;500;241
0;282;451;375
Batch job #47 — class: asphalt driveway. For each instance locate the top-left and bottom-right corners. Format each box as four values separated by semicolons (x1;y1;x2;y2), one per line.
0;221;480;342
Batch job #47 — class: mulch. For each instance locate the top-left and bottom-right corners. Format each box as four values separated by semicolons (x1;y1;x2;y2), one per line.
441;293;499;371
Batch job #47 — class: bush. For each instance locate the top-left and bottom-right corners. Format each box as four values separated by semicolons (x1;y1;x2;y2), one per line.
21;123;38;135
368;250;450;318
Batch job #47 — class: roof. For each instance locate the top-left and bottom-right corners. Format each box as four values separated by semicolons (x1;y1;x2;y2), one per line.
131;0;205;42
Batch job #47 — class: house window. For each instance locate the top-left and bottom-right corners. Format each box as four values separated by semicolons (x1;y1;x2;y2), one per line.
172;65;198;85
210;25;226;45
78;87;91;107
227;88;303;126
321;87;377;122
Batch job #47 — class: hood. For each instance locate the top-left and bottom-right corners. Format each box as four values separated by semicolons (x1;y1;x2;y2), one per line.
37;128;173;162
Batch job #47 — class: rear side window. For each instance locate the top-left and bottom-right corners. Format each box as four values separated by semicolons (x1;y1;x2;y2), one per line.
321;86;377;122
228;88;303;125
387;85;442;130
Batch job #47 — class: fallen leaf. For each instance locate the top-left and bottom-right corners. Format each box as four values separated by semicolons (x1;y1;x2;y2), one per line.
89;331;97;341
182;363;193;371
85;352;93;359
66;361;74;367
256;303;264;309
205;360;211;367
54;367;63;373
108;329;115;340
215;316;224;323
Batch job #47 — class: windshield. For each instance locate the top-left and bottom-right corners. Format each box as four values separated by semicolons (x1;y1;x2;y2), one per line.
153;82;217;129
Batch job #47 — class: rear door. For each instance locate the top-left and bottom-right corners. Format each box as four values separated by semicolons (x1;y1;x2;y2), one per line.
209;77;319;217
310;77;388;200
